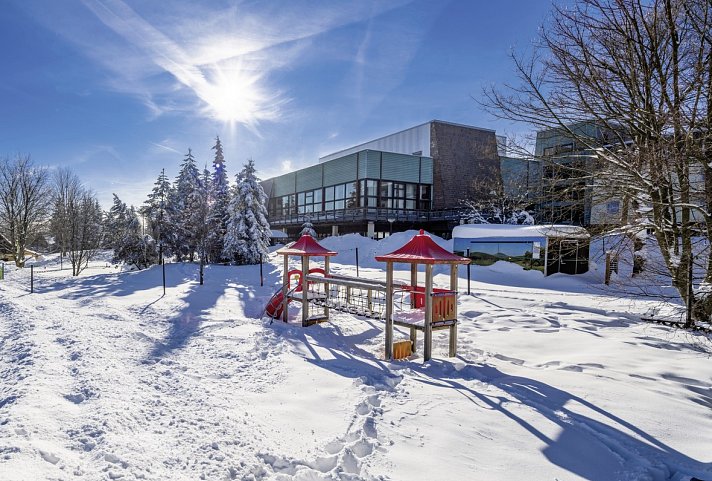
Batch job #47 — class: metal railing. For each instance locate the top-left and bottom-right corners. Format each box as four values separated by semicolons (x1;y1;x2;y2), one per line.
268;207;466;226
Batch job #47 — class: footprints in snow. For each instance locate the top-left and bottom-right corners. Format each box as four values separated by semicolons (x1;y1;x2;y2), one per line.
258;376;397;480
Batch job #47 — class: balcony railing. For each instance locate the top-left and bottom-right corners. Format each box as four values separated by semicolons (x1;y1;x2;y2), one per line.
268;207;466;226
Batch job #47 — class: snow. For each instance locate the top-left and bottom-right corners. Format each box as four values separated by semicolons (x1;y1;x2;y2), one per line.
1;238;711;481
453;223;590;240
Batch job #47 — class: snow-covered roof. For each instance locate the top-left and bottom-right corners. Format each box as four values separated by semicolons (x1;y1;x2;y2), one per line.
453;224;590;240
276;234;337;257
270;229;289;238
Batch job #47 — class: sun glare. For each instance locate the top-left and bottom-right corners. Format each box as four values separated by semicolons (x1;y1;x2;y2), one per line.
198;62;276;126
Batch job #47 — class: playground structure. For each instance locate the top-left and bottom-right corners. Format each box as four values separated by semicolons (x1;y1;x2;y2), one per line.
265;231;470;361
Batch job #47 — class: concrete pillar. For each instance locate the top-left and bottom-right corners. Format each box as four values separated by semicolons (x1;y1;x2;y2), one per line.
367;221;375;238
331;225;339;236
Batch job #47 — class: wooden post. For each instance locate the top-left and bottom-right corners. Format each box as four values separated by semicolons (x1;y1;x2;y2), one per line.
466;248;471;295
385;262;394;360
449;263;458;357
282;255;289;322
410;327;417;353
424;263;433;361
260;253;263;287
30;265;34;293
604;251;611;285
324;256;330;319
301;255;309;326
410;263;417;307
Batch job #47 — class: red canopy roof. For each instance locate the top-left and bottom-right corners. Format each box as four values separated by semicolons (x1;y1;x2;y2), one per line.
375;230;470;265
276;234;337;257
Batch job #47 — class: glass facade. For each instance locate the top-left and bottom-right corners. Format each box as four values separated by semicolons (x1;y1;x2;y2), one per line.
265;149;434;221
268;178;431;218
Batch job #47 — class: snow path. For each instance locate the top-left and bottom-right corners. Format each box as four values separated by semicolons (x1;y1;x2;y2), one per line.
0;262;394;480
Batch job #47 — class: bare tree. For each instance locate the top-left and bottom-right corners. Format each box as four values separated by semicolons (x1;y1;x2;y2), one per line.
483;0;712;327
49;168;104;275
462;177;536;225
50;167;82;258
0;155;51;267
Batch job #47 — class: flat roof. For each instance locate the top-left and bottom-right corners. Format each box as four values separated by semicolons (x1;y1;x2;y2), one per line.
319;119;496;162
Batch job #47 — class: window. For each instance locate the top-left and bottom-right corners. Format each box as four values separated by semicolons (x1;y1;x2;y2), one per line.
406;184;417;199
324;186;334;202
607;201;620;214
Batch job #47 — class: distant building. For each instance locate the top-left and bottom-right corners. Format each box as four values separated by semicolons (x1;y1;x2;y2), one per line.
262;120;503;238
534;122;631;226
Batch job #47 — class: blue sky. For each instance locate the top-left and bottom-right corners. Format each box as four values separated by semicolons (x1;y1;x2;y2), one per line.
0;0;553;208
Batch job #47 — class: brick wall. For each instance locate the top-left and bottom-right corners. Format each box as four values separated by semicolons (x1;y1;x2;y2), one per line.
430;122;501;209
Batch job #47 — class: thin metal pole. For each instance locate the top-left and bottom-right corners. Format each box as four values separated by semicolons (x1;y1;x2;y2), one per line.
260;254;264;287
30;265;34;293
0;262;4;280
162;260;166;296
355;247;359;277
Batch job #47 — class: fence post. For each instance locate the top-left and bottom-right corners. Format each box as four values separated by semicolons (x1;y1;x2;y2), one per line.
30;265;34;293
260;254;264;287
162;260;166;296
604;251;611;285
466;248;471;295
355;247;359;277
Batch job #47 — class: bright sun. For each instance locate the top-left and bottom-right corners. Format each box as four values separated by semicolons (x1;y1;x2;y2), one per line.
198;62;276;126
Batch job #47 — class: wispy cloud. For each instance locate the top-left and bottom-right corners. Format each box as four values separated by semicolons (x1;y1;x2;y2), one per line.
24;0;409;129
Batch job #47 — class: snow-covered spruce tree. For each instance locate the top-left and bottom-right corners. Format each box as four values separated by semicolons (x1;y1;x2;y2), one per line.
140;169;173;262
104;194;128;250
207;136;230;263
222;159;271;265
106;195;156;270
299;218;317;237
173;149;203;261
196;167;212;283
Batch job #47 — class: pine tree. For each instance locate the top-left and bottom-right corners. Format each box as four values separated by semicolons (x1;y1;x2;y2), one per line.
106;195;156;269
222;159;271;265
173;148;202;261
208;136;230;263
104;194;128;250
141;169;172;262
299;218;317;237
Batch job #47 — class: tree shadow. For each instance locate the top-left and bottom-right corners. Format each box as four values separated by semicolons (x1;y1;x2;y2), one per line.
144;263;283;359
405;360;712;480
265;298;712;479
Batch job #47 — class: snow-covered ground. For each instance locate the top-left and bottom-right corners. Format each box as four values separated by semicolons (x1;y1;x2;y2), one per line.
1;234;711;481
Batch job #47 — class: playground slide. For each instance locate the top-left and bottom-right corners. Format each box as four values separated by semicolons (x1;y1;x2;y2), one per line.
265;290;287;319
264;267;326;320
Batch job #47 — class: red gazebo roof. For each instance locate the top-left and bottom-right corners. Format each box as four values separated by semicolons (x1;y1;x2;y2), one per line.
276;234;337;257
375;230;470;265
